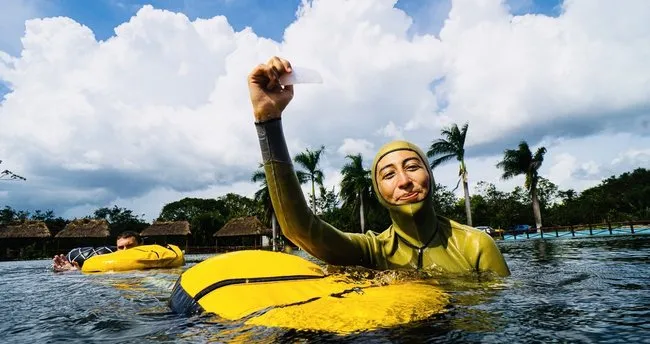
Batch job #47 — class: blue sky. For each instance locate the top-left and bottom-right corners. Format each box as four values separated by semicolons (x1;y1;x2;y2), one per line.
4;0;563;50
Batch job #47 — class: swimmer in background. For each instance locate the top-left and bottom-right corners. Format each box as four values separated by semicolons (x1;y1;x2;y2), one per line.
52;231;142;272
248;56;510;276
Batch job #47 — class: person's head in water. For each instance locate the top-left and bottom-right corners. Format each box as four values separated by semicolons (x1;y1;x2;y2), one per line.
116;231;142;250
371;141;433;209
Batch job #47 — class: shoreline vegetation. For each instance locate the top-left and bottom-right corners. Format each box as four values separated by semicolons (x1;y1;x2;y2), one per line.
1;166;648;260
2;123;649;260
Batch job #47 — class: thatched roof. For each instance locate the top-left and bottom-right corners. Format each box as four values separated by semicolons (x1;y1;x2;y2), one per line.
0;221;51;239
215;216;271;237
56;219;110;238
141;221;191;236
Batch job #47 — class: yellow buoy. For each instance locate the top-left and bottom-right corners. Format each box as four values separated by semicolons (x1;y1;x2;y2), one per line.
169;250;449;333
82;244;185;273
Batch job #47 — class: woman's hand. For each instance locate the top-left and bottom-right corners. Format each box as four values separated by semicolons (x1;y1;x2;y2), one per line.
248;56;294;122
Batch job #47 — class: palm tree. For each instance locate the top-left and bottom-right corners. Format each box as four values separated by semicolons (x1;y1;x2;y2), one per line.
294;146;325;214
251;164;279;251
427;123;473;226
340;154;372;233
496;141;547;229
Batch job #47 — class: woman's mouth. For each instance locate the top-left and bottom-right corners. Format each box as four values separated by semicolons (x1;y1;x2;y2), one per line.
398;192;419;201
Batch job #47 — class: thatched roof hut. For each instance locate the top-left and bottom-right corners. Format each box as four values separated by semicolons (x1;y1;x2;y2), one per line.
0;221;51;239
56;219;110;238
141;221;191;237
213;216;272;252
140;221;191;249
214;216;271;237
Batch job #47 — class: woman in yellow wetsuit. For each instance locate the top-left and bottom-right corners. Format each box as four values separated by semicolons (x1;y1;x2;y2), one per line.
248;56;510;277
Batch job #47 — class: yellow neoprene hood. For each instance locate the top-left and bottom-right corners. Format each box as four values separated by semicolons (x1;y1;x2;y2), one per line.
371;140;434;215
371;140;438;247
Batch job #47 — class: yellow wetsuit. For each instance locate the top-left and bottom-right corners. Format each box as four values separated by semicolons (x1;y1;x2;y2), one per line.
256;119;510;277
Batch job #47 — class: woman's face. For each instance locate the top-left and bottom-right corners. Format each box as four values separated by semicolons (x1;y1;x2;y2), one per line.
375;150;430;205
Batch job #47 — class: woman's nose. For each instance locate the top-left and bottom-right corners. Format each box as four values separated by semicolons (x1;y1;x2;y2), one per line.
396;170;411;188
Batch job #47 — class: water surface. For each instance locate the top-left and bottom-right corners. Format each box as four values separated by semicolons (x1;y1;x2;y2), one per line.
1;236;648;343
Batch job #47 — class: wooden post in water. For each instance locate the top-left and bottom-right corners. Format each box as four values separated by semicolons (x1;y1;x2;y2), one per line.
607;221;612;235
555;227;559;238
630;222;635;234
571;226;575;237
589;225;593;236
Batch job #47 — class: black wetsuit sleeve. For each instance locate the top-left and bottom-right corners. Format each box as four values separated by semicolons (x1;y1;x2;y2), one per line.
256;119;378;267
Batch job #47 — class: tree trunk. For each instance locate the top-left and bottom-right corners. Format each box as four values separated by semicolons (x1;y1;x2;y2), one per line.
359;191;365;233
271;212;278;252
531;186;543;230
462;172;473;226
311;177;317;214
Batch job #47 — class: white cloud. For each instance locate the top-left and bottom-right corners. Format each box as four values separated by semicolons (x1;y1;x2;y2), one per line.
1;0;649;218
547;152;577;185
337;138;375;158
377;121;405;140
611;149;650;167
436;0;650;145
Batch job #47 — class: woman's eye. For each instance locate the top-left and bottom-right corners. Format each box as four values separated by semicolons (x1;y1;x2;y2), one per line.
406;165;420;171
382;172;395;180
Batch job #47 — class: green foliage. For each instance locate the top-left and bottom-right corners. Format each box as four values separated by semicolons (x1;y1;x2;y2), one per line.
497;141;547;192
427;123;468;170
497;140;547;228
218;193;260;219
0;206;68;236
92;205;148;237
573;168;650;223
471;181;532;229
315;186;340;215
1;206;19;225
294;146;326;213
1;160;647;252
428;122;473;225
339;154;373;232
431;183;458;217
251;164;273;225
157;194;260;247
158;197;223;222
536;177;559;208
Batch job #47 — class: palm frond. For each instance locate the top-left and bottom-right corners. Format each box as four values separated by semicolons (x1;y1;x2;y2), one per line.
339;153;372;210
251;165;266;183
430;153;457;170
293;152;313;170
427;140;457;158
428;122;468;171
296;171;310;184
313;170;324;186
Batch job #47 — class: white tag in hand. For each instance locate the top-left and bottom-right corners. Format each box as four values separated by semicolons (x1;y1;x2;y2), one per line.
279;67;323;85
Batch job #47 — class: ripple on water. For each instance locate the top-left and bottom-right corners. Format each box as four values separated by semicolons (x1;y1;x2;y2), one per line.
0;236;648;343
